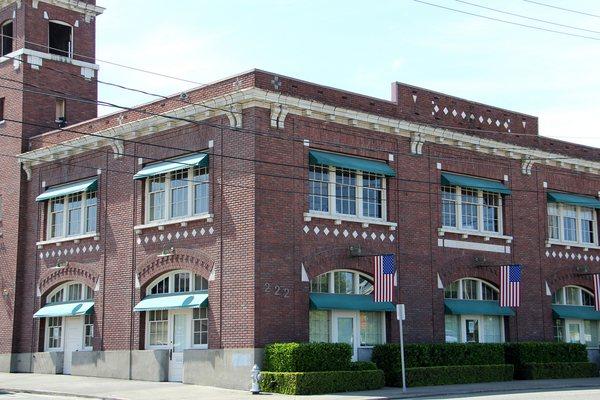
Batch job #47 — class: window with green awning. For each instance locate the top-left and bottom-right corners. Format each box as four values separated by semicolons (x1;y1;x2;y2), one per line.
33;301;94;318
444;299;515;316
133;292;208;312
309;293;395;312
547;192;600;209
36;178;98;202
309;150;395;177
133;153;208;180
441;173;511;195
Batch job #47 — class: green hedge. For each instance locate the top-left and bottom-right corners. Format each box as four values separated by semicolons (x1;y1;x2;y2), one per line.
505;342;588;369
405;365;514;387
263;342;352;372
521;362;598;380
260;370;385;395
349;361;378;371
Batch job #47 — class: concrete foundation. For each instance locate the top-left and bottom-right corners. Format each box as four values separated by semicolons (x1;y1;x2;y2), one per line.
183;348;264;390
72;350;169;381
8;352;63;374
0;354;12;372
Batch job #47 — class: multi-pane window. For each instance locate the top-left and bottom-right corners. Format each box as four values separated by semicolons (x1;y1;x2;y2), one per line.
147;271;208;295
47;317;62;349
309;166;329;213
48;282;93;304
67;283;82;301
548;203;598;246
145;167;210;223
310;274;329;293
553;286;595;307
360;312;383;346
310;270;374;296
150;276;169;295
309;310;330;343
192;307;208;346
147;310;169;346
174;272;190;293
444;278;499;301
47;191;97;240
358;275;374;295
84;314;94;348
308;166;387;221
442;186;503;234
553;286;599;348
333;271;354;295
462;279;478;300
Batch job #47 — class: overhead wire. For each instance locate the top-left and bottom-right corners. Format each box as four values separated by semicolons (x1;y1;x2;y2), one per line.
522;0;600;19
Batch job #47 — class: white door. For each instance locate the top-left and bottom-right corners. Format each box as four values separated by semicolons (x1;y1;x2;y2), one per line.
332;311;357;361
63;316;84;375
168;312;189;382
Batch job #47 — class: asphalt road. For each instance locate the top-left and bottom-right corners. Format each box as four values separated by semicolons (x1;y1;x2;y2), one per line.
418;388;600;400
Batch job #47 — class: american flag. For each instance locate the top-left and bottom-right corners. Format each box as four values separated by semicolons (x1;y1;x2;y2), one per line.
500;264;522;307
593;274;600;312
374;254;395;302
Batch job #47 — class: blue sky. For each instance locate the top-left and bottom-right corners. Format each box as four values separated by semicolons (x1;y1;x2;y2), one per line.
96;0;600;147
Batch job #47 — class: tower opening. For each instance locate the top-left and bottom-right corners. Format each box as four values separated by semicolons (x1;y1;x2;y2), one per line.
49;21;72;57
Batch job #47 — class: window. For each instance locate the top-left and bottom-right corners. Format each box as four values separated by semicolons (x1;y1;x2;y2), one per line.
553;319;564;342
445;315;459;343
47;282;93;304
441;186;504;234
55;98;66;125
310;274;328;293
444;281;459;299
1;20;13;56
552;286;595;307
84;314;94;348
67;283;82;301
483;315;502;343
444;278;499;301
49;21;72;57
47;317;62;349
461;279;478;300
0;97;4;121
360;312;383;346
47;190;97;240
548;203;598;246
147;310;168;346
147;270;208;295
192;308;208;346
309;310;329;343
310;270;374;296
145;166;210;224
308;165;387;221
333;271;354;295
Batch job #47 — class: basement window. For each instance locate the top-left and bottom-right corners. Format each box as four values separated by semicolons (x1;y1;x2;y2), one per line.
49;21;72;57
1;20;13;56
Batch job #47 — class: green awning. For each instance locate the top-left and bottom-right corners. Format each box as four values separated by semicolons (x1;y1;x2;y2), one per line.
36;178;98;202
547;192;600;209
33;301;94;318
444;299;515;316
133;292;208;312
552;305;600;321
133;153;209;180
441;173;511;195
309;293;395;312
309;150;396;177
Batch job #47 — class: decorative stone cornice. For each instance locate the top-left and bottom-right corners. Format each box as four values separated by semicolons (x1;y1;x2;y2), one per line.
17;87;600;179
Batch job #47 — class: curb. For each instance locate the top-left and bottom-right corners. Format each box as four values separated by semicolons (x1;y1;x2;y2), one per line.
0;387;127;400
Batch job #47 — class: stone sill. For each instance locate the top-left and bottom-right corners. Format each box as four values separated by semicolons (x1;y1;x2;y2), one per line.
546;240;600;251
438;227;513;244
134;214;214;234
303;212;397;230
37;233;99;248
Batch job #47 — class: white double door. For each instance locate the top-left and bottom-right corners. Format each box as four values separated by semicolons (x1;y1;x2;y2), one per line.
168;311;191;382
331;311;359;361
63;316;84;375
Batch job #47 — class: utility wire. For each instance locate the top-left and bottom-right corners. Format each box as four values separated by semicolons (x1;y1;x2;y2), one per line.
523;0;600;19
412;0;600;41
456;0;600;34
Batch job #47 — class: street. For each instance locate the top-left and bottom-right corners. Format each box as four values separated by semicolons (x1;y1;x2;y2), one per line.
418;389;600;400
0;393;74;400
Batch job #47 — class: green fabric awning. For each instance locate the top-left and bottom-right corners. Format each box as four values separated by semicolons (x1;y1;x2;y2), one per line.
133;292;208;312
36;178;98;202
441;173;511;195
552;305;600;321
33;301;94;318
134;153;209;180
547;192;600;209
309;293;395;312
309;150;396;177
444;299;515;316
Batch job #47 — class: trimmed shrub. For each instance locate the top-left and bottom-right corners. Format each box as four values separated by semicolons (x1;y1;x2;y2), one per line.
372;343;505;385
521;362;598;380
263;342;352;372
505;342;589;378
349;361;378;371
405;365;514;387
260;370;385;395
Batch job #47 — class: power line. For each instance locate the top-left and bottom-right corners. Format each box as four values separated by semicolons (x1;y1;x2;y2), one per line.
523;0;600;19
456;0;600;34
412;0;600;41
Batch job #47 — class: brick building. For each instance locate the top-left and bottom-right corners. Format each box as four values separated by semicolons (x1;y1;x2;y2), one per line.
1;0;600;390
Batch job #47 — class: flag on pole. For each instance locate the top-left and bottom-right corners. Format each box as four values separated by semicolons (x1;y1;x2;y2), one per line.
500;264;522;307
593;274;600;312
374;254;395;302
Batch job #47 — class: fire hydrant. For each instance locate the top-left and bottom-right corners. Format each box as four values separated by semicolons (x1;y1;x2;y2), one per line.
250;364;262;395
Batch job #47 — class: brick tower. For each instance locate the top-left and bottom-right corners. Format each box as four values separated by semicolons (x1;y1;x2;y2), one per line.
0;0;103;371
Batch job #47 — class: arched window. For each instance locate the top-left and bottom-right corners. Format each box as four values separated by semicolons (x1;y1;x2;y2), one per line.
310;269;374;295
551;285;599;348
1;20;13;56
444;278;505;344
146;270;208;295
47;282;94;304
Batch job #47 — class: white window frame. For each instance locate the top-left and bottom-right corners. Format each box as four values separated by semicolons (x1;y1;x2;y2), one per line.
310;269;375;296
441;186;504;236
45;316;64;351
144;166;210;225
45;191;97;241
307;166;390;225
145;270;208;296
547;203;599;248
444;278;499;301
552;285;595;307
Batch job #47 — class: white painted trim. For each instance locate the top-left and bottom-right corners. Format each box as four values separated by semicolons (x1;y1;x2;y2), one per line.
134;213;213;233
438;238;511;254
3;0;105;16
438;227;513;243
36;232;97;248
304;212;397;229
0;48;99;70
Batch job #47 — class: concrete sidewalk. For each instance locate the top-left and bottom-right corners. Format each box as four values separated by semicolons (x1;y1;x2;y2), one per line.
0;373;599;399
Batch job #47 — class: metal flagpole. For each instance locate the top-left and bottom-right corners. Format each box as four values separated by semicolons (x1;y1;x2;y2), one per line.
396;304;407;393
